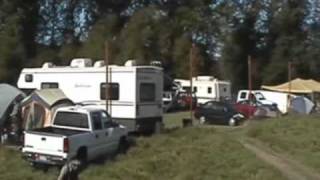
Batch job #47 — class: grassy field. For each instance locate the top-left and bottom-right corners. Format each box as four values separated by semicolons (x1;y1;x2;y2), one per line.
163;111;192;128
246;114;320;171
1;112;320;180
0;147;58;180
80;127;285;180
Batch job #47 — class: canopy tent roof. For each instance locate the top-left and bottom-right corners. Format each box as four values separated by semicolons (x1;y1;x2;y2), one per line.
21;89;73;108
0;84;25;126
261;78;320;94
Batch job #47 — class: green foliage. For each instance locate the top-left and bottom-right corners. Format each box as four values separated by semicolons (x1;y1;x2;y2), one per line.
172;36;192;78
0;1;26;83
31;46;60;66
115;6;173;65
1;0;320;87
78;15;120;61
221;21;257;89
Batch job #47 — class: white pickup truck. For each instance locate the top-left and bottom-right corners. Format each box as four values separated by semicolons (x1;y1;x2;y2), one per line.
22;106;128;165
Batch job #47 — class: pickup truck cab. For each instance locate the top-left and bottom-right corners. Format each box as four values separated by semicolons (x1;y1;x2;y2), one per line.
237;90;276;105
22;106;128;165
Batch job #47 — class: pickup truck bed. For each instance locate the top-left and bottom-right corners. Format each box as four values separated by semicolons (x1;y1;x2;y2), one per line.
28;127;87;137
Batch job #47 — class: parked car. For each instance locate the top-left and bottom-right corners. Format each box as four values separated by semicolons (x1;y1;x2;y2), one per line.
22;106;128;166
194;101;244;126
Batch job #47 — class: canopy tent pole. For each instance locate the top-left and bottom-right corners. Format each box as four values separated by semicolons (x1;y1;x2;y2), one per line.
287;61;292;112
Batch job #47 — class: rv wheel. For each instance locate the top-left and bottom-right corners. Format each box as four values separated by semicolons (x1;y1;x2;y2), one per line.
199;116;206;125
154;121;164;134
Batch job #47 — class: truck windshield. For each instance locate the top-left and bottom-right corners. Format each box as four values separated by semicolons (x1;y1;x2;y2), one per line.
255;92;266;100
53;112;89;129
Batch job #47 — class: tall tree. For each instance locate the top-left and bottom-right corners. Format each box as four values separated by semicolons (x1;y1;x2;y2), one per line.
36;0;98;46
263;0;309;84
221;0;262;90
0;0;27;83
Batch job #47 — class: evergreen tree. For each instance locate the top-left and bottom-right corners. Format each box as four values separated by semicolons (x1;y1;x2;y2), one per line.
0;0;27;83
263;0;308;84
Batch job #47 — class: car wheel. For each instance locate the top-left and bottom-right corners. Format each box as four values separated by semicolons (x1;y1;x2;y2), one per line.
199;116;206;125
228;118;236;126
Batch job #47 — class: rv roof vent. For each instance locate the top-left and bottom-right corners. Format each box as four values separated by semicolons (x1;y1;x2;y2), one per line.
70;58;92;68
194;76;215;81
125;60;137;67
94;60;105;67
150;61;162;67
109;65;119;67
42;62;55;68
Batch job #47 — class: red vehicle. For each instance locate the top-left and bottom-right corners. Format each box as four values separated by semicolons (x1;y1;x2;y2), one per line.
176;92;197;110
233;100;257;118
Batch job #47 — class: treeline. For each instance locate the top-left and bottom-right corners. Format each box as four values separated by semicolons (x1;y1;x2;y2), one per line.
0;0;319;90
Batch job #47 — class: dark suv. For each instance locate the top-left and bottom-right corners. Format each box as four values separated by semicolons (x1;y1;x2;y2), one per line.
194;101;244;126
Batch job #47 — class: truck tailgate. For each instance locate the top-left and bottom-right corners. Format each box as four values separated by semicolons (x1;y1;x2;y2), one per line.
24;132;65;154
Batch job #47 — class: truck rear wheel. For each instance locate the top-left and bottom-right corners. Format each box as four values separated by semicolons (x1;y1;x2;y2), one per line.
76;147;87;165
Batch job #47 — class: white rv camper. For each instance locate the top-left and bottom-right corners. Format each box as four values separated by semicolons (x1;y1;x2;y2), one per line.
174;76;231;104
17;58;163;133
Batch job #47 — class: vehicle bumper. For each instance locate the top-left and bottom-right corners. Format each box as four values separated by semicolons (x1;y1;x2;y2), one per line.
23;152;67;165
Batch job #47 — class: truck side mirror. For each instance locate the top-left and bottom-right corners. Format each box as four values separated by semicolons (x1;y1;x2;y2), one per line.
111;121;119;127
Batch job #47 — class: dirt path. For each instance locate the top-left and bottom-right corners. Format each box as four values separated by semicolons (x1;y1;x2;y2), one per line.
241;139;320;180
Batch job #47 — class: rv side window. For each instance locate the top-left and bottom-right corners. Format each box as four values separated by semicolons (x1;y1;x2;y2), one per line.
25;74;33;82
140;83;156;102
193;87;197;93
100;83;119;100
208;87;212;94
41;82;59;89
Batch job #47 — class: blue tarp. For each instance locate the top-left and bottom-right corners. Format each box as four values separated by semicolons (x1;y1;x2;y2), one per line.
290;96;314;114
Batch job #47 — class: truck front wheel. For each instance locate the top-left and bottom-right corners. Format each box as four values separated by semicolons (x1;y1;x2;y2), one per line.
118;136;129;154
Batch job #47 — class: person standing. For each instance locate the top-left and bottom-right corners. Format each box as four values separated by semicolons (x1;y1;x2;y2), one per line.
57;160;81;180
